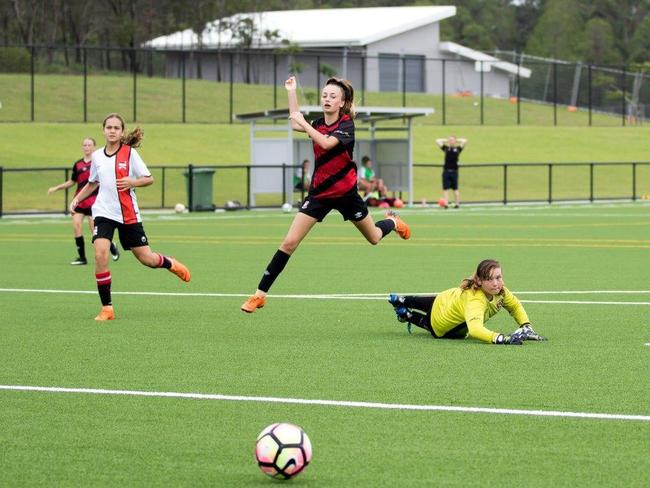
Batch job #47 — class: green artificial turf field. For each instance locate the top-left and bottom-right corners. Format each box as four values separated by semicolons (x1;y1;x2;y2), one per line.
1;204;649;486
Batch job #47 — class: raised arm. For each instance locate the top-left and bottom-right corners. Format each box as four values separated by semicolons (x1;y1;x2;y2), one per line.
458;138;468;148
286;76;305;132
435;138;446;148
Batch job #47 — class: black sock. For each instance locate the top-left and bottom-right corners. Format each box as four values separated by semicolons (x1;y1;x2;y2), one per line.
75;236;85;259
403;295;436;312
375;219;395;238
159;254;172;269
95;272;112;306
258;250;291;292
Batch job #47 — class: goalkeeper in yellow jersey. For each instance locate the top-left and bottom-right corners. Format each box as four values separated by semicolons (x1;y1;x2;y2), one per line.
388;259;545;345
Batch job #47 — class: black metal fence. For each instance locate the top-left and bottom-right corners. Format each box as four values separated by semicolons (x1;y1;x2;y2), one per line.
2;162;648;217
1;44;648;125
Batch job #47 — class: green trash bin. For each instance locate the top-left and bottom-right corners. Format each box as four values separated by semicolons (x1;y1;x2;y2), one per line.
184;167;215;211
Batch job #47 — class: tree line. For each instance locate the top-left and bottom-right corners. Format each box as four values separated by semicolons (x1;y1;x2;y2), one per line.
1;0;650;67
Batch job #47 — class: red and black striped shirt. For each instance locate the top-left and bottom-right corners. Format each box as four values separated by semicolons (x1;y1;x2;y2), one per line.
71;158;98;209
309;114;357;199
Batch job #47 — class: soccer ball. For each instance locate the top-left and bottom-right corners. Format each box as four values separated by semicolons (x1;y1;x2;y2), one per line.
437;198;448;208
174;202;186;213
255;423;312;480
281;202;292;213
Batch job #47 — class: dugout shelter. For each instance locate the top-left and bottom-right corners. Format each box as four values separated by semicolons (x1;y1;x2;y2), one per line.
235;106;433;207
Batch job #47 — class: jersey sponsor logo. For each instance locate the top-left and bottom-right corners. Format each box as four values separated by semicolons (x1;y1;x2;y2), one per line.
118;162;127;170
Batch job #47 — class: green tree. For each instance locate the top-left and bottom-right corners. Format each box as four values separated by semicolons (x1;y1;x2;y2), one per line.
583;17;622;65
629;15;650;62
526;0;585;60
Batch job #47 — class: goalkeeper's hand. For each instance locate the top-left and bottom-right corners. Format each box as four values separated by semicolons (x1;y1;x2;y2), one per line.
515;324;547;341
493;331;524;345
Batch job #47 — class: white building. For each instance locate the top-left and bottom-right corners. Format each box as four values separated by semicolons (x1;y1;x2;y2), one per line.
145;6;530;98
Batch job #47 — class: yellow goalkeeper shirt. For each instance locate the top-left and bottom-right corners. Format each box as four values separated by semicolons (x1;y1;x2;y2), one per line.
430;286;530;343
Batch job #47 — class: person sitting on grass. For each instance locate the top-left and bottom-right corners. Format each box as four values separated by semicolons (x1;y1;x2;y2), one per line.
358;156;389;198
388;259;546;345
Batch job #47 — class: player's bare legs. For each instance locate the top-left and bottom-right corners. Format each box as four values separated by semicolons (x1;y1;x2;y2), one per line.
353;215;384;244
132;245;190;282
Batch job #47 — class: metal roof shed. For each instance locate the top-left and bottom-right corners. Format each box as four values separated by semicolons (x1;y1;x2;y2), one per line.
235;106;433;208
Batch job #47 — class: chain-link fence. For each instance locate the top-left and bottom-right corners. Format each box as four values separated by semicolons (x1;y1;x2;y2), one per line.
1;44;649;125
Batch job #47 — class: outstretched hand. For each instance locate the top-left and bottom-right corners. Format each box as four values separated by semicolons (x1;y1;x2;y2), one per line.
285;76;297;92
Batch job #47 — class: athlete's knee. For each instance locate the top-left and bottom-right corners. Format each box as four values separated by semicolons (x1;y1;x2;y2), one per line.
279;239;299;254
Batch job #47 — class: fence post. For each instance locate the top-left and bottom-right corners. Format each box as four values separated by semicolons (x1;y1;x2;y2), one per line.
587;64;592;127
442;59;446;125
161;167;166;208
30;45;35;122
83;47;88;123
273;53;277;108
132;48;137;122
0;166;3;218
246;165;251;209
481;61;483;125
503;164;508;205
516;55;521;125
548;163;553;203
589;163;594;202
229;52;234;124
361;54;366;105
621;66;626;127
64;167;70;214
316;55;320;92
282;163;287;205
181;51;186;123
632;162;637;201
187;164;194;212
401;55;406;108
553;62;557;126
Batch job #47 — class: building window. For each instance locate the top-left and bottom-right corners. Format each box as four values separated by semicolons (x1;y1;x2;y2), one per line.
378;53;425;93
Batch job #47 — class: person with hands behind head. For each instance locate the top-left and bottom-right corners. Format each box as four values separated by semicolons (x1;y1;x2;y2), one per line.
435;135;467;208
241;76;411;313
388;259;545;344
70;113;191;321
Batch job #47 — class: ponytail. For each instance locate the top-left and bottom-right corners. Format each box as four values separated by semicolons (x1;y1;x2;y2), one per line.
460;259;502;292
102;112;144;148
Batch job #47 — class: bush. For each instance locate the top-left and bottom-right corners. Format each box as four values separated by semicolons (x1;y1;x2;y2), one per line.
0;47;31;73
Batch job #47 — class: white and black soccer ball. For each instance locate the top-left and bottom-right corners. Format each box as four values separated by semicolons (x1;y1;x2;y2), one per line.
281;202;292;213
174;202;186;213
255;423;312;480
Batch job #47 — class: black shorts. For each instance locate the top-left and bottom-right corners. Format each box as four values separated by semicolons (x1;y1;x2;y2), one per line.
92;216;149;250
442;170;459;190
299;190;369;222
74;206;93;217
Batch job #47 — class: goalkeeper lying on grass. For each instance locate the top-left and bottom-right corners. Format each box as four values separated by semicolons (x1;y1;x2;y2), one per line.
388;259;545;345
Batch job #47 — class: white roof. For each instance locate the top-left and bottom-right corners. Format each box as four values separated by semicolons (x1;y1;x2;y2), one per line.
146;6;456;49
439;42;531;78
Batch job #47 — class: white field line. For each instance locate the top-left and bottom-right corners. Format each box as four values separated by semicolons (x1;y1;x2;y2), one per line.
1;385;648;422
1;288;650;306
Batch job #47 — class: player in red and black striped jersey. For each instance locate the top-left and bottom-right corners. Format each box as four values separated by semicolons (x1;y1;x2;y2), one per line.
48;137;119;265
241;76;411;313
